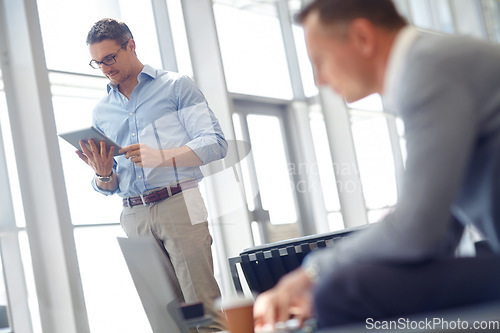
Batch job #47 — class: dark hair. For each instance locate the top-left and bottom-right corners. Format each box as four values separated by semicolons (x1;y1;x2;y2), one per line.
297;0;407;30
86;18;133;45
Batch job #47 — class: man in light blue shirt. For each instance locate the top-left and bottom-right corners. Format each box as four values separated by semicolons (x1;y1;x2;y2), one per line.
77;18;227;332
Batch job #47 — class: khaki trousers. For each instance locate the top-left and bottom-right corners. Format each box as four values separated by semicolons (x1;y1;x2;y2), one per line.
120;187;225;332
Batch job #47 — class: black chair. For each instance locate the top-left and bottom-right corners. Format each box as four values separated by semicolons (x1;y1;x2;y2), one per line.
228;225;365;294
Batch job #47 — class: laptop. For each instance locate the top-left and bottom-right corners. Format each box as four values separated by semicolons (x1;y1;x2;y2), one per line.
119;236;320;333
117;236;191;333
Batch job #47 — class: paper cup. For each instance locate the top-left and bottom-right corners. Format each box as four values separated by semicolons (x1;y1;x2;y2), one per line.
217;296;254;333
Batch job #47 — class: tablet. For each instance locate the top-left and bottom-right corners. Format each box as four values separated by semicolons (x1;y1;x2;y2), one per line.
58;126;124;156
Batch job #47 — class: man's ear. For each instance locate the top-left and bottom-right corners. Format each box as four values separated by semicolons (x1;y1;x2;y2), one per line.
128;39;136;52
349;18;376;57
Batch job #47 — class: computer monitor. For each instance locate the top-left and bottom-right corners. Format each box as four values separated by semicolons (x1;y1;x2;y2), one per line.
117;236;189;333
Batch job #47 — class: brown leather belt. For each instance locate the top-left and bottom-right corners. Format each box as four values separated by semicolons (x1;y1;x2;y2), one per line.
122;180;198;207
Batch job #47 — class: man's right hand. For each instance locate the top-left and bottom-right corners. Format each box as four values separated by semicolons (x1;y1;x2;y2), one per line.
76;139;115;177
253;267;314;330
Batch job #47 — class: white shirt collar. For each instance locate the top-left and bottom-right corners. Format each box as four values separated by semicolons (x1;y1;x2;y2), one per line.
382;26;419;113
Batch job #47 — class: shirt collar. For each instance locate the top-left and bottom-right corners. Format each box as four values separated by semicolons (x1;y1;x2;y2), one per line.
382;26;419;113
106;64;157;94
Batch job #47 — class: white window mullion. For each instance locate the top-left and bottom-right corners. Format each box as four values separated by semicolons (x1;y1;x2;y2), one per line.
0;0;89;332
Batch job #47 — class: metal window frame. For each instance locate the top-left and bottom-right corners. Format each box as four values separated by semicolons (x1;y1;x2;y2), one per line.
232;98;303;239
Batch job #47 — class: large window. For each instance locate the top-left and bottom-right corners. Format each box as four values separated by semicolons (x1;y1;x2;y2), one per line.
482;0;500;42
213;1;293;99
348;95;398;223
290;24;318;98
2;1;500;331
2;69;45;332
407;0;455;33
0;72;14;332
52;75;143;332
232;100;301;245
247;113;297;225
164;0;193;76
37;0;162;74
36;0;165;331
308;106;343;231
394;0;493;41
0;76;26;231
51;73;123;226
74;226;149;333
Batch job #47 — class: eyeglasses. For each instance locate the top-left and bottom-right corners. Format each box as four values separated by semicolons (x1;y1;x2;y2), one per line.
89;41;129;69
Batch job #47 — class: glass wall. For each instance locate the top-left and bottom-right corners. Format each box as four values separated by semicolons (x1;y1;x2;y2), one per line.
0;75;26;230
74;226;149;333
247;114;297;225
308;106;343;230
292;25;318;97
35;0;164;331
51;73;123;226
231;100;301;245
37;0;162;74
407;0;455;33
165;0;193;76
213;1;293;99
0;0;499;331
1;70;43;332
347;95;398;223
482;0;500;42
0;71;14;332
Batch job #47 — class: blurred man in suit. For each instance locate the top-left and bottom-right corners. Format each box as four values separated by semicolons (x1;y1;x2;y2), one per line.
254;0;500;329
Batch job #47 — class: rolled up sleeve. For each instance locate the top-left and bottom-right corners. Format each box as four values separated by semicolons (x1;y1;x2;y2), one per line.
176;76;228;164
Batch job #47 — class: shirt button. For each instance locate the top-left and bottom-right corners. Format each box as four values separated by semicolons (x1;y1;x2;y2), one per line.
132;133;136;137
130;112;134;116
138;176;142;179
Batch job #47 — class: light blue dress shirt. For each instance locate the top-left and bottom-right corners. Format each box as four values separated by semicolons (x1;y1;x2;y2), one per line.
91;65;227;198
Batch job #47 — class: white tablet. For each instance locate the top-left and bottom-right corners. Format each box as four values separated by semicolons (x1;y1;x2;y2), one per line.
58;126;124;156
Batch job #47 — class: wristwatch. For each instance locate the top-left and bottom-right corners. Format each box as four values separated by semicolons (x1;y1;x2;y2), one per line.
96;171;113;183
303;259;320;284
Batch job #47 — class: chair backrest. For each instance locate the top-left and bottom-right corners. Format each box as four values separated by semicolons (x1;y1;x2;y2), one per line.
229;225;366;294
